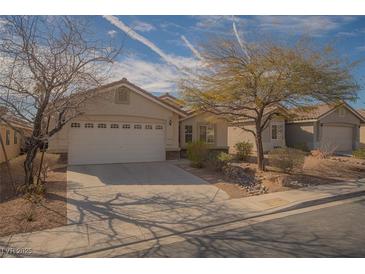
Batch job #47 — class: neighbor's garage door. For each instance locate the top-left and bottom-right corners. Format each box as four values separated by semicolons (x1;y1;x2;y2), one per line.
321;125;353;152
68;121;165;165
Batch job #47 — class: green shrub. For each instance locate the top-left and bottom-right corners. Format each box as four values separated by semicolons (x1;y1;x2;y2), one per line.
216;152;233;171
187;141;209;168
268;148;306;173
353;148;365;159
234;141;253;161
291;142;310;152
206;151;233;171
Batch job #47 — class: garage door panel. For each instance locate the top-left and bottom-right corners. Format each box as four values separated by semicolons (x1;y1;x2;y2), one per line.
68;122;165;165
321;126;353;152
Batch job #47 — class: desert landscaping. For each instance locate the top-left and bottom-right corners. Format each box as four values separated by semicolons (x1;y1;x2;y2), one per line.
0;154;67;237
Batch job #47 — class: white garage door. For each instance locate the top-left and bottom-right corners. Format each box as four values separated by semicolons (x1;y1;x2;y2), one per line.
68;121;166;165
321;125;353;152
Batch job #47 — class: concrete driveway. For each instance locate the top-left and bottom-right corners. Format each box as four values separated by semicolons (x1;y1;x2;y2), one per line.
67;162;230;225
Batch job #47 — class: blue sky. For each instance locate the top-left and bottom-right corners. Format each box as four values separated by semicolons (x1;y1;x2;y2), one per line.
91;16;365;108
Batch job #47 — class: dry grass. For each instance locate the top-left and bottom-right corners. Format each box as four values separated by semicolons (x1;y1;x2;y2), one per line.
303;155;365;180
0;153;67;237
0;153;63;201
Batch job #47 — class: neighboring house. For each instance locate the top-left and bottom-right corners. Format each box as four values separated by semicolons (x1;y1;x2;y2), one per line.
228;107;287;153
0;115;31;163
286;103;364;152
356;109;365;148
48;78;229;165
227;102;364;154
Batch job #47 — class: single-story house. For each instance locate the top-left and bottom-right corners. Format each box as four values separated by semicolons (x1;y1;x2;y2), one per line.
286;103;364;152
228;102;365;154
0;114;31;163
48;79;365;165
356;109;365;148
48;78;228;165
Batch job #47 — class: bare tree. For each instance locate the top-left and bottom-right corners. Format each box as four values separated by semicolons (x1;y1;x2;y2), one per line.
0;16;120;190
179;37;359;171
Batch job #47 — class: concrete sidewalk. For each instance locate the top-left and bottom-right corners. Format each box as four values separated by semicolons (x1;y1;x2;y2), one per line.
1;180;365;257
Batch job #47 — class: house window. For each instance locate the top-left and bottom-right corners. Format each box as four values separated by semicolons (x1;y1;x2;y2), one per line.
134;124;142;129
115;87;130;104
110;124;119;128
5;129;10;145
71;122;80;128
122;124;130;129
199;125;215;144
155;125;163;130
338;107;346;117
185;125;193;143
85;123;94;128
97;123;107;129
145;124;153;130
271;124;283;140
14;131;18;145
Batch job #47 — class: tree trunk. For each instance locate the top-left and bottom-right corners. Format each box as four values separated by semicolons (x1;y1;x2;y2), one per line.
24;104;44;189
23;142;39;188
255;122;265;171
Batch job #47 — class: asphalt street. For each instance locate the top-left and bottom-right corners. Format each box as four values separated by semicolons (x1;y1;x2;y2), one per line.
119;198;365;257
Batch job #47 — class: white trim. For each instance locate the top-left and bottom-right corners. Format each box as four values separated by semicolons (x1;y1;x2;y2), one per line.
198;124;215;145
286;119;317;124
184;124;193;143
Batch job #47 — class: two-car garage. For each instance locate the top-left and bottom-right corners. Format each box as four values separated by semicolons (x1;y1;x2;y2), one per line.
68;121;166;165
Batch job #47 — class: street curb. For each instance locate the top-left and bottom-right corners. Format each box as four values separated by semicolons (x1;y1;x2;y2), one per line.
67;189;365;258
274;190;365;214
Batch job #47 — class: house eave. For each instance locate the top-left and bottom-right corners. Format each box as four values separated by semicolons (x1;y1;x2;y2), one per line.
286;119;317;124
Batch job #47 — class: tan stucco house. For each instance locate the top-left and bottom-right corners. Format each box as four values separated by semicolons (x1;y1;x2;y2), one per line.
228;102;364;154
355;109;365;149
286;103;364;152
0;115;31;163
48;78;229;165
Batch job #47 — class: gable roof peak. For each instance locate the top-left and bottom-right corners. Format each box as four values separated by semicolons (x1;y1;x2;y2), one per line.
288;102;365;122
90;78;187;117
159;92;177;100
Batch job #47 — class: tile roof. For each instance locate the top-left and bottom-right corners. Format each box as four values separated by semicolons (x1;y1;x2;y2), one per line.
288;103;365;122
287;104;334;121
357;109;365;119
0;113;32;131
